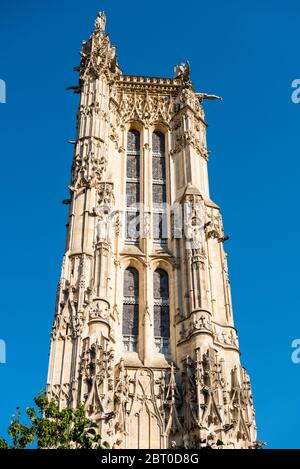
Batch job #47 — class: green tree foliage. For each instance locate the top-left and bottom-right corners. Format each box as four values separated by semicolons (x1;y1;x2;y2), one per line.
0;393;109;449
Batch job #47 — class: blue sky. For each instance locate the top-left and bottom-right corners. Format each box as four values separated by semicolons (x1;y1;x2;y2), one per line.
0;0;300;448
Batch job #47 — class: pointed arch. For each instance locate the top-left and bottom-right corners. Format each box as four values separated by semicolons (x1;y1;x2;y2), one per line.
153;268;170;354
122;267;139;351
152;131;167;243
126;129;140;243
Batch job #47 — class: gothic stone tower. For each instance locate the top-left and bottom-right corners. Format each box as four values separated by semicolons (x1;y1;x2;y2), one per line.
47;11;257;449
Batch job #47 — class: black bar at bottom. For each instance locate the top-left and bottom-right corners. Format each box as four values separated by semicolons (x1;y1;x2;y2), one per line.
0;449;299;466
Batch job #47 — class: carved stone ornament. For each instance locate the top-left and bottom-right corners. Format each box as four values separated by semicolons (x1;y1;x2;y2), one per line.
119;92;174;125
205;209;224;240
72;138;107;190
97;182;115;206
88;299;109;321
94;11;106;33
79;12;119;81
180;348;256;447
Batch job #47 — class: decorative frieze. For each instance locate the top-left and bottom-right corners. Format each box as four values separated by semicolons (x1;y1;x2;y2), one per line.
118;91;174;125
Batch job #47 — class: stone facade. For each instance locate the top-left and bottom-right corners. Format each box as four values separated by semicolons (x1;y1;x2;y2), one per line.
47;11;258;449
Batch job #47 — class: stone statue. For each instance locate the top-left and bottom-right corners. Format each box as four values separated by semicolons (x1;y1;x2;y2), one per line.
192;218;205;250
94;11;106;33
96;214;109;242
174;61;190;80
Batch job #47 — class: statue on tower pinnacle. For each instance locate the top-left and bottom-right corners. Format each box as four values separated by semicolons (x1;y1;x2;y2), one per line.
174;61;190;81
94;11;106;33
78;11;120;81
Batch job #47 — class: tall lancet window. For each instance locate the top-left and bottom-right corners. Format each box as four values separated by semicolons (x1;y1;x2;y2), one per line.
153;269;170;354
126;129;140;243
152;131;167;243
122;267;139;352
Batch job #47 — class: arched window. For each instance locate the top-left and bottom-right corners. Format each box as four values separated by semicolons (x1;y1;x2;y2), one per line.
122;267;139;351
152;131;167;243
153;269;170;354
126;130;140;243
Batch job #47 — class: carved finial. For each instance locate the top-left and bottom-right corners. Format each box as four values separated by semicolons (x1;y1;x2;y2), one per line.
94;11;106;33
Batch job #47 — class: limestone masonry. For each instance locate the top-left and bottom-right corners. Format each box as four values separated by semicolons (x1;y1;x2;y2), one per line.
47;11;258;449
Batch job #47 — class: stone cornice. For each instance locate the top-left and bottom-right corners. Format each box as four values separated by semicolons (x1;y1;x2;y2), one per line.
116;75;183;93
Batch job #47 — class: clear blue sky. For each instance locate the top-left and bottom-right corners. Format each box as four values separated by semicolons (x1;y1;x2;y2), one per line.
0;0;299;449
